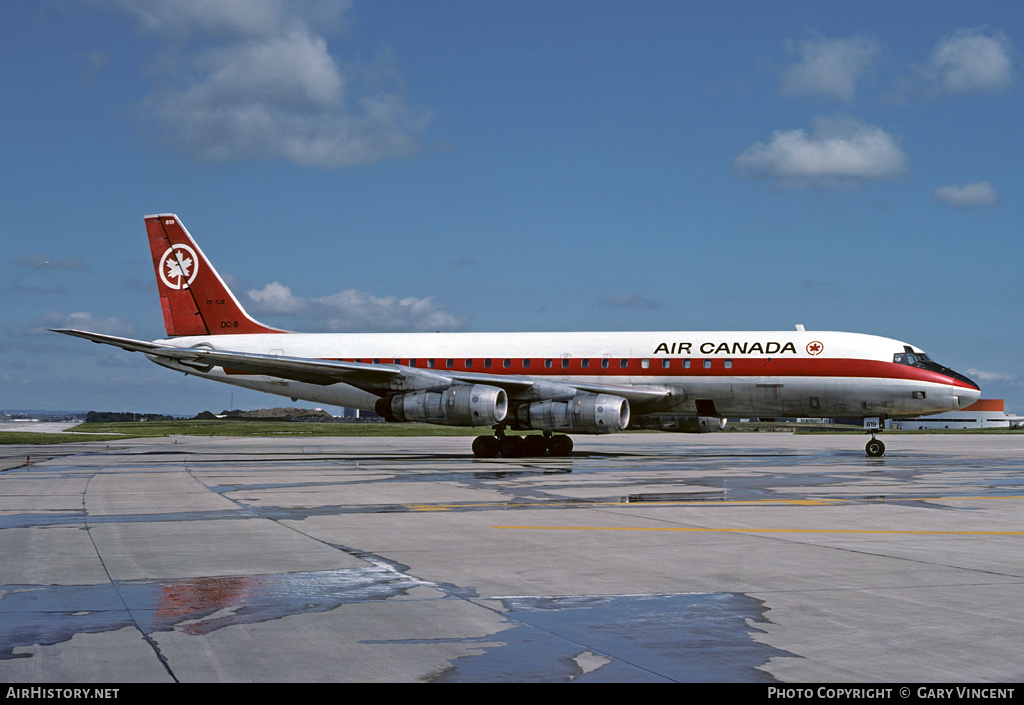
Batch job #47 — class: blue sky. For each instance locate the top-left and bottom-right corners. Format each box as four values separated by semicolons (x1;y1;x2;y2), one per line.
2;1;1021;415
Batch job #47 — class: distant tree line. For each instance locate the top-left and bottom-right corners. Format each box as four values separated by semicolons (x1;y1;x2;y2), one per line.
85;411;177;423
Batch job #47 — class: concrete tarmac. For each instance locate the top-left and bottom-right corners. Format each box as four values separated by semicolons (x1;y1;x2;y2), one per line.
1;432;1022;683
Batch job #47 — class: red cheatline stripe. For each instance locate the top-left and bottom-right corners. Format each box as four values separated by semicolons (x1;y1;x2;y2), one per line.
223;356;976;389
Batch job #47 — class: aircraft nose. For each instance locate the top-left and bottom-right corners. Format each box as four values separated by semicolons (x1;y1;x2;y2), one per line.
953;370;982;408
957;381;982;409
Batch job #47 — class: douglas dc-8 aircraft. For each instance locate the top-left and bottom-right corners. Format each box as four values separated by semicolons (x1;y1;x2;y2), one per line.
55;214;980;458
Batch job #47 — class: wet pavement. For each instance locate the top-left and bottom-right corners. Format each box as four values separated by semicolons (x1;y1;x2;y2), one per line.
436;592;790;682
1;432;1023;682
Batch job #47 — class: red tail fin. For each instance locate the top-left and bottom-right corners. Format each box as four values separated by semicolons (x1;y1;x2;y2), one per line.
145;214;284;336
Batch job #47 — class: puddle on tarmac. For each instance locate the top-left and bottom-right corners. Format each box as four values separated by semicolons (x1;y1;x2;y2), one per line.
1;571;789;683
434;592;791;683
0;565;425;659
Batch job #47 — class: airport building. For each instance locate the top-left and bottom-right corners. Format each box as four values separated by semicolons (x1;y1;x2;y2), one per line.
891;399;1023;430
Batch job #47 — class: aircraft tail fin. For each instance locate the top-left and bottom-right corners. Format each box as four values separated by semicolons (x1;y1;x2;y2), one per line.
145;214;285;336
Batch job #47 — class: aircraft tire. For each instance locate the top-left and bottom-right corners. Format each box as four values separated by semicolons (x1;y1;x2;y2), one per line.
522;435;549;457
499;435;525;458
472;435;500;458
865;438;885;458
548;435;573;457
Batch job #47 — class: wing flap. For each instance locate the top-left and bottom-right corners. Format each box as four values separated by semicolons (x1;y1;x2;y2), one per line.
564;381;676;407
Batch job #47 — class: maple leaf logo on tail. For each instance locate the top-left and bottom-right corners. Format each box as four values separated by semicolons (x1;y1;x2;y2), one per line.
158;245;199;290
165;255;192;281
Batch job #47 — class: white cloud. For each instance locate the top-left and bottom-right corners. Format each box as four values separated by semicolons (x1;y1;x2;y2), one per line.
246;282;467;332
928;27;1013;95
966;368;1018;384
98;0;344;40
189;28;344;111
932;182;999;209
781;34;880;103
734;116;908;188
245;281;305;314
99;0;427;167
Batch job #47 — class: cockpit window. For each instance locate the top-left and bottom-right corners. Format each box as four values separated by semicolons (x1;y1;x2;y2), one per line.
894;346;978;391
894;351;932;367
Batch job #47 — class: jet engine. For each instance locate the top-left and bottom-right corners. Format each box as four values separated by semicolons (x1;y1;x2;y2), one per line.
376;384;507;427
513;393;630;434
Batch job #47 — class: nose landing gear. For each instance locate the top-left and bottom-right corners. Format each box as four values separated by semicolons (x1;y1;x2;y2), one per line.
865;434;886;458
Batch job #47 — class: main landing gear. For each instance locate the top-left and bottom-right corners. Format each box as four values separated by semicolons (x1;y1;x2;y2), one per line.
472;427;573;458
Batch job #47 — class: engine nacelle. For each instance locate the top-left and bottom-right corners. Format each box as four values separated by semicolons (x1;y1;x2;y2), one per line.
376;384;507;427
631;415;727;433
514;393;630;434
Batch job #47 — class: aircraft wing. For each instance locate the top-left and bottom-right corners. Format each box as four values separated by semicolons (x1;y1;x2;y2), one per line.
52;329;673;406
53;329;442;389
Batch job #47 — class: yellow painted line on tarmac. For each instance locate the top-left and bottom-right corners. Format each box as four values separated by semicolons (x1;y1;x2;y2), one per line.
407;494;1024;512
405;499;841;511
493;526;1024;536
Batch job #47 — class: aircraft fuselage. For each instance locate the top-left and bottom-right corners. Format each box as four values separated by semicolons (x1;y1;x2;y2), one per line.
150;329;978;421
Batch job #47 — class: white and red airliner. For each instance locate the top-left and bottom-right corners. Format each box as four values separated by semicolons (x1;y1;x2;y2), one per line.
55;214;980;458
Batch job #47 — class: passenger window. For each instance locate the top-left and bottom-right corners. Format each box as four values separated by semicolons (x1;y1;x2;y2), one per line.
620;359;628;369
523;359;530;368
561;359;569;369
545;359;553;368
503;359;511;368
724;359;733;369
662;359;671;369
446;359;454;369
601;359;610;369
703;359;712;369
581;359;589;369
683;359;691;369
641;359;650;369
484;359;491;368
465;359;472;368
427;359;435;368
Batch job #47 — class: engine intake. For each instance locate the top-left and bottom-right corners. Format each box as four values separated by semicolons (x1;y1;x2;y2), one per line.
514;393;630;434
375;384;507;427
